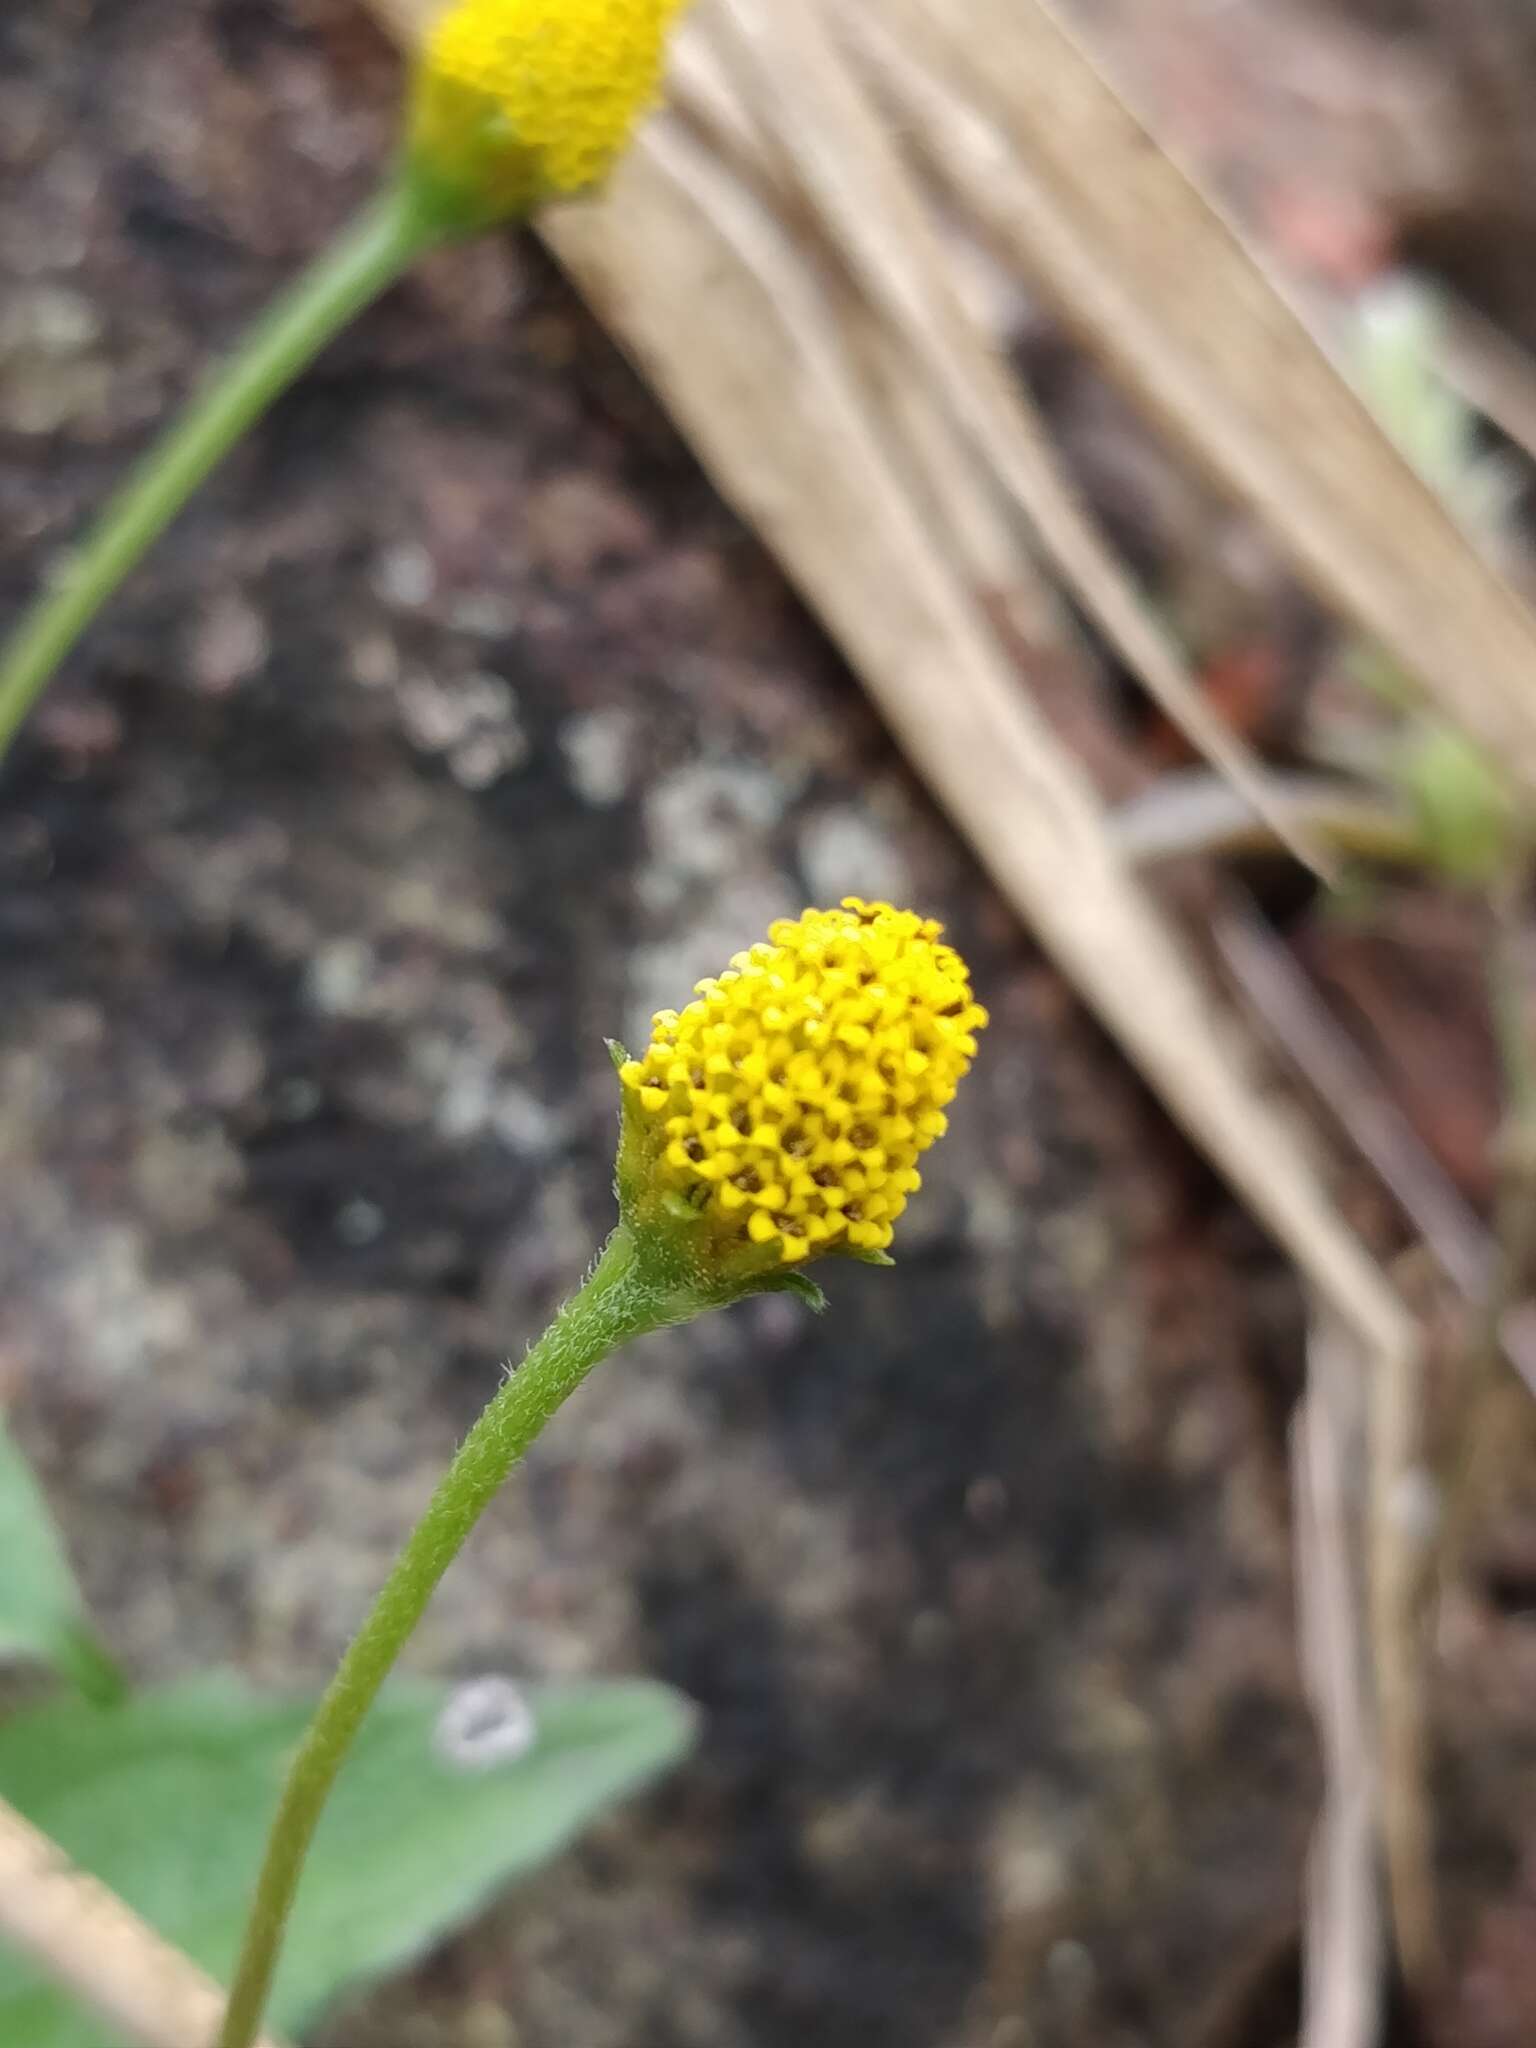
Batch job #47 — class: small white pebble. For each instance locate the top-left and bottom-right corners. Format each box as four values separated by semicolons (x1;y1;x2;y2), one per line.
434;1677;537;1770
335;1197;385;1247
562;707;636;808
373;542;436;611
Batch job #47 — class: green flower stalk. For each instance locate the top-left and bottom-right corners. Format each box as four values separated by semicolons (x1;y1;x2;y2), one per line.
0;0;690;765
214;901;986;2048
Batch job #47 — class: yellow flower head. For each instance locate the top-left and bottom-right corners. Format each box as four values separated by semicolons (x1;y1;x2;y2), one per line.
617;901;987;1267
409;0;690;223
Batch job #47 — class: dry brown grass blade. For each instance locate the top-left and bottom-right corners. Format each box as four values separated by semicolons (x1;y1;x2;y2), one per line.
1367;1280;1440;1994
663;29;1072;664
0;1797;289;2048
852;0;1536;796
1294;1319;1383;2048
1437;291;1536;479
706;0;1330;879
1210;897;1490;1302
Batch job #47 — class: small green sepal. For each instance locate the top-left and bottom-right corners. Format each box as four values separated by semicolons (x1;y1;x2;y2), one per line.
759;1271;830;1313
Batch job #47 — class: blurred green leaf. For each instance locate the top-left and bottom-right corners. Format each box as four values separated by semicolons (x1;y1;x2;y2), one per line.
0;1671;695;2045
1397;723;1516;886
0;1412;122;1704
1352;280;1518;548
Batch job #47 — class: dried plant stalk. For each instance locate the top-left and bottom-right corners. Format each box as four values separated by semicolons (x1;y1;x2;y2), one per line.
0;1798;288;2048
852;0;1536;797
1295;1319;1383;2048
712;0;1328;876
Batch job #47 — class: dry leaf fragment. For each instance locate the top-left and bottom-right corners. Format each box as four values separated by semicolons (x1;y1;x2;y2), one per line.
855;0;1536;801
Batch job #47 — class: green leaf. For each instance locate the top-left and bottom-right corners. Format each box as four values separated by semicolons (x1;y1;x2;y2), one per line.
0;1411;123;1704
0;1671;696;2045
1396;722;1515;885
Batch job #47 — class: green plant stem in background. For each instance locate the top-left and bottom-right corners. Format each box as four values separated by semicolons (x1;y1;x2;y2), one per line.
215;1224;701;2048
0;178;445;765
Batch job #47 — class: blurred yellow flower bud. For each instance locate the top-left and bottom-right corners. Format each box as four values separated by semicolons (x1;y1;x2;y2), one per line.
408;0;690;227
615;900;987;1271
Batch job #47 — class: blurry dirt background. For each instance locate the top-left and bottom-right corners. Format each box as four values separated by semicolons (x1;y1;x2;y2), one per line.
3;3;1536;2046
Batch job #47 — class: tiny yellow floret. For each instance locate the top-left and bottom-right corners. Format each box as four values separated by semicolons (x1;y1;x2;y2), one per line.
619;900;987;1265
412;0;690;214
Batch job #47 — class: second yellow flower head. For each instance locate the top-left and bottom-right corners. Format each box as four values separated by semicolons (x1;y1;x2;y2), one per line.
411;0;690;222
